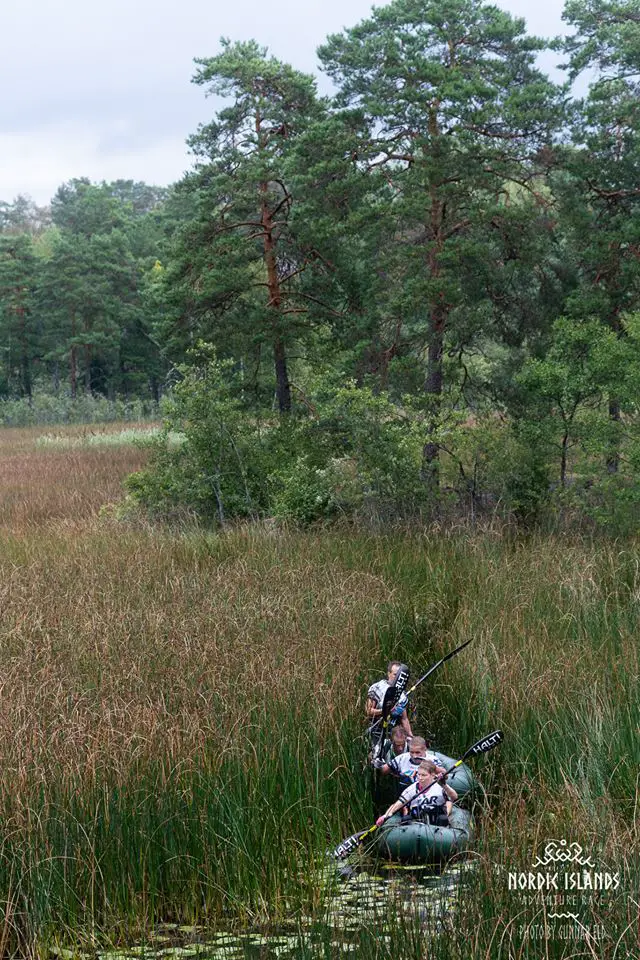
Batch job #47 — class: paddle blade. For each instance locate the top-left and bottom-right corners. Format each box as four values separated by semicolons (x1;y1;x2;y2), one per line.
380;684;397;721
333;827;372;860
380;663;409;719
394;663;410;697
464;729;504;759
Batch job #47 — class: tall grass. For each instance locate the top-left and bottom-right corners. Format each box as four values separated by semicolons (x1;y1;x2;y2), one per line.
0;393;158;428
0;424;155;528
0;426;637;956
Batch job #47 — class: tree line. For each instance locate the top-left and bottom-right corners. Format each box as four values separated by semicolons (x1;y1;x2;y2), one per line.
3;0;640;528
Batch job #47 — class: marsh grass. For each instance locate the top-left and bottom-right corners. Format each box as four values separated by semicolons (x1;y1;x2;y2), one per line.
0;426;638;957
0;424;155;528
34;428;163;449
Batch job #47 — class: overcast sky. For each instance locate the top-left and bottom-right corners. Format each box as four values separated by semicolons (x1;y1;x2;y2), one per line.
0;0;570;206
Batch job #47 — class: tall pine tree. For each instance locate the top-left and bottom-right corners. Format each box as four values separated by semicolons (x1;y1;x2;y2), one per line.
318;0;562;492
163;40;324;413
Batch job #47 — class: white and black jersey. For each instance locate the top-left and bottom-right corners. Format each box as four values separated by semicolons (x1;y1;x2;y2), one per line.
398;781;448;822
367;678;398;745
367;679;391;710
388;750;442;784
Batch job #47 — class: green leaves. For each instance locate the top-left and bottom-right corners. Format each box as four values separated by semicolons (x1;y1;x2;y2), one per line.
164;40;328;413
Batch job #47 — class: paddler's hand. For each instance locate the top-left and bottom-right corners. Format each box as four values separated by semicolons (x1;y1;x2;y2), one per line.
391;694;408;718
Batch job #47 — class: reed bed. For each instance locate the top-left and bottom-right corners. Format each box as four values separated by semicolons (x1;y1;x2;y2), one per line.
0;427;638;957
0;423;155;529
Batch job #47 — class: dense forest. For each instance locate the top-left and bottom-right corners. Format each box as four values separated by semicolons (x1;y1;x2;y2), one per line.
2;0;640;530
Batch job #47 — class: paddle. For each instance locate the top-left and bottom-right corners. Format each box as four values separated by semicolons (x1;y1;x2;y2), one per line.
366;638;473;740
333;728;504;860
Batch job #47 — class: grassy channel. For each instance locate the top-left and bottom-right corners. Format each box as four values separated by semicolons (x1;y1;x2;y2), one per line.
0;426;638;957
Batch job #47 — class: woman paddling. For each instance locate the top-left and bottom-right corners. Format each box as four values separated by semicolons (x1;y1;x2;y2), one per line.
375;760;458;828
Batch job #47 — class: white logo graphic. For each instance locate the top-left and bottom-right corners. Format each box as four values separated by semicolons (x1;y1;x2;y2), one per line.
532;839;595;869
507;837;620;923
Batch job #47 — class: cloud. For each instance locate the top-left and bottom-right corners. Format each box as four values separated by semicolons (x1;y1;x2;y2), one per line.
1;0;568;205
0;124;192;204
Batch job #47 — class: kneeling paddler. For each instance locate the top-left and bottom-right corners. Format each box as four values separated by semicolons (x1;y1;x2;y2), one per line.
375;760;458;828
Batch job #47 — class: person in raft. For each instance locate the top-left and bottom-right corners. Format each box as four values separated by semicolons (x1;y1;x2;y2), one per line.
382;725;412;764
376;760;458;828
366;661;413;739
374;736;447;784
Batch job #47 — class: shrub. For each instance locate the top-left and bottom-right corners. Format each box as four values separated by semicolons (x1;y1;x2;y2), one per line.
128;357;428;525
0;390;158;427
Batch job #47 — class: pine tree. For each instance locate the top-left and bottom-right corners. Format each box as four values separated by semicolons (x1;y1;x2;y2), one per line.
164;39;324;413
0;234;39;397
560;0;640;472
318;0;562;492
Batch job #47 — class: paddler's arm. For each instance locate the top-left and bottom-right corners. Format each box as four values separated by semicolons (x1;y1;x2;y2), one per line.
366;696;382;719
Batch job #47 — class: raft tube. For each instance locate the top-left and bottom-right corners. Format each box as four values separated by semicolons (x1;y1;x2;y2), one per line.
374;805;473;864
434;751;477;800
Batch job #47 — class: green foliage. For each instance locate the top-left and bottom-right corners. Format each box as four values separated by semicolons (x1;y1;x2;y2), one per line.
514;314;635;479
127;350;270;522
272;385;427;523
316;0;565;483
2;0;640;532
0;232;38;397
128;353;429;525
563;0;640;79
157;40;326;414
441;413;551;524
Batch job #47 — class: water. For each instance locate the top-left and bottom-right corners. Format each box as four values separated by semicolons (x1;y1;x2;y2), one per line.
49;857;474;960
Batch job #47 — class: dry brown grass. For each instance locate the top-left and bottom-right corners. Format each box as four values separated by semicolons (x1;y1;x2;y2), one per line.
0;425;637;952
0;425;393;798
0;525;394;800
0;423;155;529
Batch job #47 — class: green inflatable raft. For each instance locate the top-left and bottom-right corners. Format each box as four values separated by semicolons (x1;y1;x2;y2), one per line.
432;751;476;799
374;805;474;864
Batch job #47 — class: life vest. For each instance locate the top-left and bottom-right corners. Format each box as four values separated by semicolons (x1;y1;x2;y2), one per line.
367;678;402;741
399;781;449;826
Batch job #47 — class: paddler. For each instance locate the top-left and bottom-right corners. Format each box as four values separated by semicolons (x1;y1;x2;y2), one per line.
372;735;447;783
382;725;411;763
365;661;412;739
375;759;458;828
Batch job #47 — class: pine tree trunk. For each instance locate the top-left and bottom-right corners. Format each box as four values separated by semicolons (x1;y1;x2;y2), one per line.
272;337;290;414
606;316;623;475
262;210;291;414
422;301;445;495
70;312;77;399
606;398;621;474
17;304;31;400
421;153;445;499
560;431;569;487
257;109;292;415
85;346;92;392
265;240;291;414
